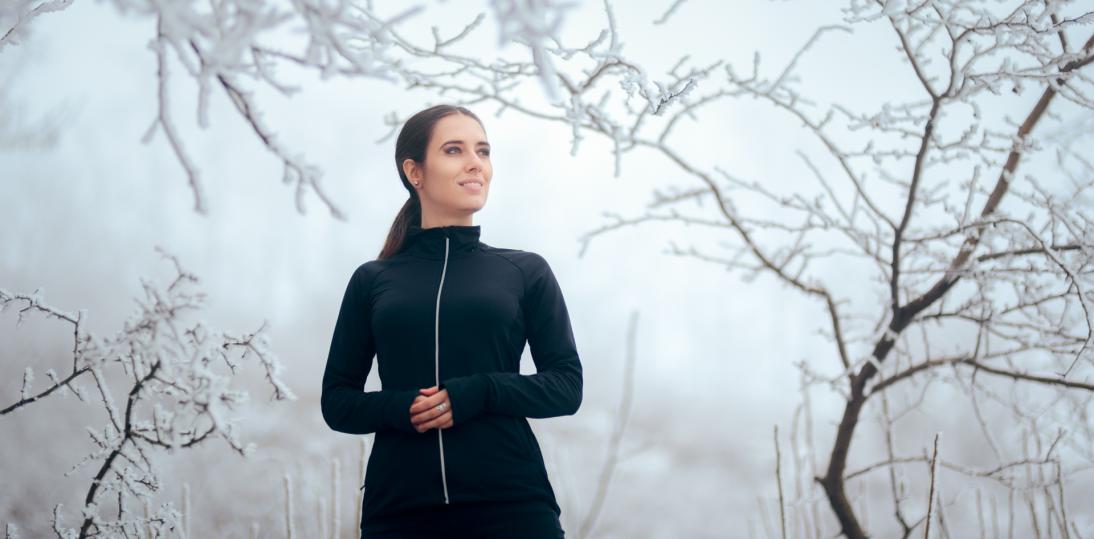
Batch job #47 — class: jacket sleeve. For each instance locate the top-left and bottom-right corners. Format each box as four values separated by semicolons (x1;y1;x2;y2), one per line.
441;253;583;423
321;264;419;435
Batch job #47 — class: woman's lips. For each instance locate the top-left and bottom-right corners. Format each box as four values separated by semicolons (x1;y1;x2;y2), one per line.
461;181;483;192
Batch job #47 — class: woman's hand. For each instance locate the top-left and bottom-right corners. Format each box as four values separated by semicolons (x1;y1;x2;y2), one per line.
409;386;453;433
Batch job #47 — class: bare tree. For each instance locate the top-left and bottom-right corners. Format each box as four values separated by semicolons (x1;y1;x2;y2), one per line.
1;246;295;538
306;1;1094;534
330;1;1092;536
1;0;580;218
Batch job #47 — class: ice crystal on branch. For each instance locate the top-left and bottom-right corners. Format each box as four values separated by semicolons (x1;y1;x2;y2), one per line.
1;246;294;537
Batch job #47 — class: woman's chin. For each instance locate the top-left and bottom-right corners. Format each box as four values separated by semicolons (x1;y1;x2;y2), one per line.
461;194;488;209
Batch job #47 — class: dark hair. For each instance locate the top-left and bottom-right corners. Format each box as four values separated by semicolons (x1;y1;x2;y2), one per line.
378;104;485;260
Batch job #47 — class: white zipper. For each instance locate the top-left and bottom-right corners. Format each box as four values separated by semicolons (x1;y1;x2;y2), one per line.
433;235;451;504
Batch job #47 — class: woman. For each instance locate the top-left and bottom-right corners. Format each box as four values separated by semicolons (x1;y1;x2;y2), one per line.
320;104;583;538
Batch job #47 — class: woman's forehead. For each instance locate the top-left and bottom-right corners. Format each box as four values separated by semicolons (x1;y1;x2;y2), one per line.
434;115;487;143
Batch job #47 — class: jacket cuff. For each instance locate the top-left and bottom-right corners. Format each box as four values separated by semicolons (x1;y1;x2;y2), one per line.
440;374;490;425
383;389;420;433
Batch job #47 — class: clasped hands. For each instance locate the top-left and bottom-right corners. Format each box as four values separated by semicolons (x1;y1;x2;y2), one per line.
409;385;453;433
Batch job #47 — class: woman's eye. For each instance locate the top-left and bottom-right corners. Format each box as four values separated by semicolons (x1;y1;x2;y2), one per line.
445;146;489;156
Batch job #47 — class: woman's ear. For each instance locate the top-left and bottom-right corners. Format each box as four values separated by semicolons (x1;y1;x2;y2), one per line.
402;158;419;186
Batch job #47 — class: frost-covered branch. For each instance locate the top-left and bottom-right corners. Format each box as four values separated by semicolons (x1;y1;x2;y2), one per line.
0;0;73;52
7;0;1094;535
2;246;295;538
366;0;1093;536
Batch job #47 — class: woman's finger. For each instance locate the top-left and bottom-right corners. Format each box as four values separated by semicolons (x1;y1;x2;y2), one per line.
408;393;440;414
411;397;454;431
411;397;451;424
409;394;442;415
417;410;453;431
408;389;448;414
410;404;438;423
414;410;445;431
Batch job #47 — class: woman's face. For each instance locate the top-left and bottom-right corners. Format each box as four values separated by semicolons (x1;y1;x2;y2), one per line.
404;113;492;221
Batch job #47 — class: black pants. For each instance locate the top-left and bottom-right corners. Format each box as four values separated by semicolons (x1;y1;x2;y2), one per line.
361;499;565;538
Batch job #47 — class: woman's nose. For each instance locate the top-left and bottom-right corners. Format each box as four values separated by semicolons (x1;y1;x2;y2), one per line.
467;153;483;170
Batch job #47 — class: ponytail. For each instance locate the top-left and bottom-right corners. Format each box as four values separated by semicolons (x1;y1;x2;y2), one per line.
378;194;422;260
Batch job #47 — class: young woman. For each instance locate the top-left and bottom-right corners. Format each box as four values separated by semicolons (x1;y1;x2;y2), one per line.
320;104;583;538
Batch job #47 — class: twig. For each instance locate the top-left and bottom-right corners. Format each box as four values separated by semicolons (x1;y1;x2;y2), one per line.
774;425;788;539
924;433;941;539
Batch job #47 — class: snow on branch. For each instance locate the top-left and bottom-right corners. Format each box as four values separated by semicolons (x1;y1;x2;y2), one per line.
0;0;73;52
6;0;712;216
7;0;1094;535
1;245;295;538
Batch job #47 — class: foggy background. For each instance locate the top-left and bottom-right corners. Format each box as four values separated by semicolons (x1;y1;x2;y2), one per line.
2;1;1092;537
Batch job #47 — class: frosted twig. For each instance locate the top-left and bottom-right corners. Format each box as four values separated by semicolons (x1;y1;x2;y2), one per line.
141;17;206;215
2;247;293;537
0;0;74;52
924;433;940;539
330;458;340;539
180;483;190;539
774;425;787;539
283;474;295;539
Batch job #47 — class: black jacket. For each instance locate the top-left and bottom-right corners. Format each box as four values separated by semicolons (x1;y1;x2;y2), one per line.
320;223;583;524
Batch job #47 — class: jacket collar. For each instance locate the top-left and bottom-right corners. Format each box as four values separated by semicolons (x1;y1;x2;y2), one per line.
402;223;482;259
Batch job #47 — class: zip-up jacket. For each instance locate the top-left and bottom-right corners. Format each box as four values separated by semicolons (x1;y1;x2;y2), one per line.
320;223;583;525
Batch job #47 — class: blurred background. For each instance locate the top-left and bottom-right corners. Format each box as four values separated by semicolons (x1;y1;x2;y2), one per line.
2;1;1092;537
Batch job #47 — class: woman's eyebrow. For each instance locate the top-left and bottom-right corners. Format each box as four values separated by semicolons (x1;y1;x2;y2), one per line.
440;139;490;147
